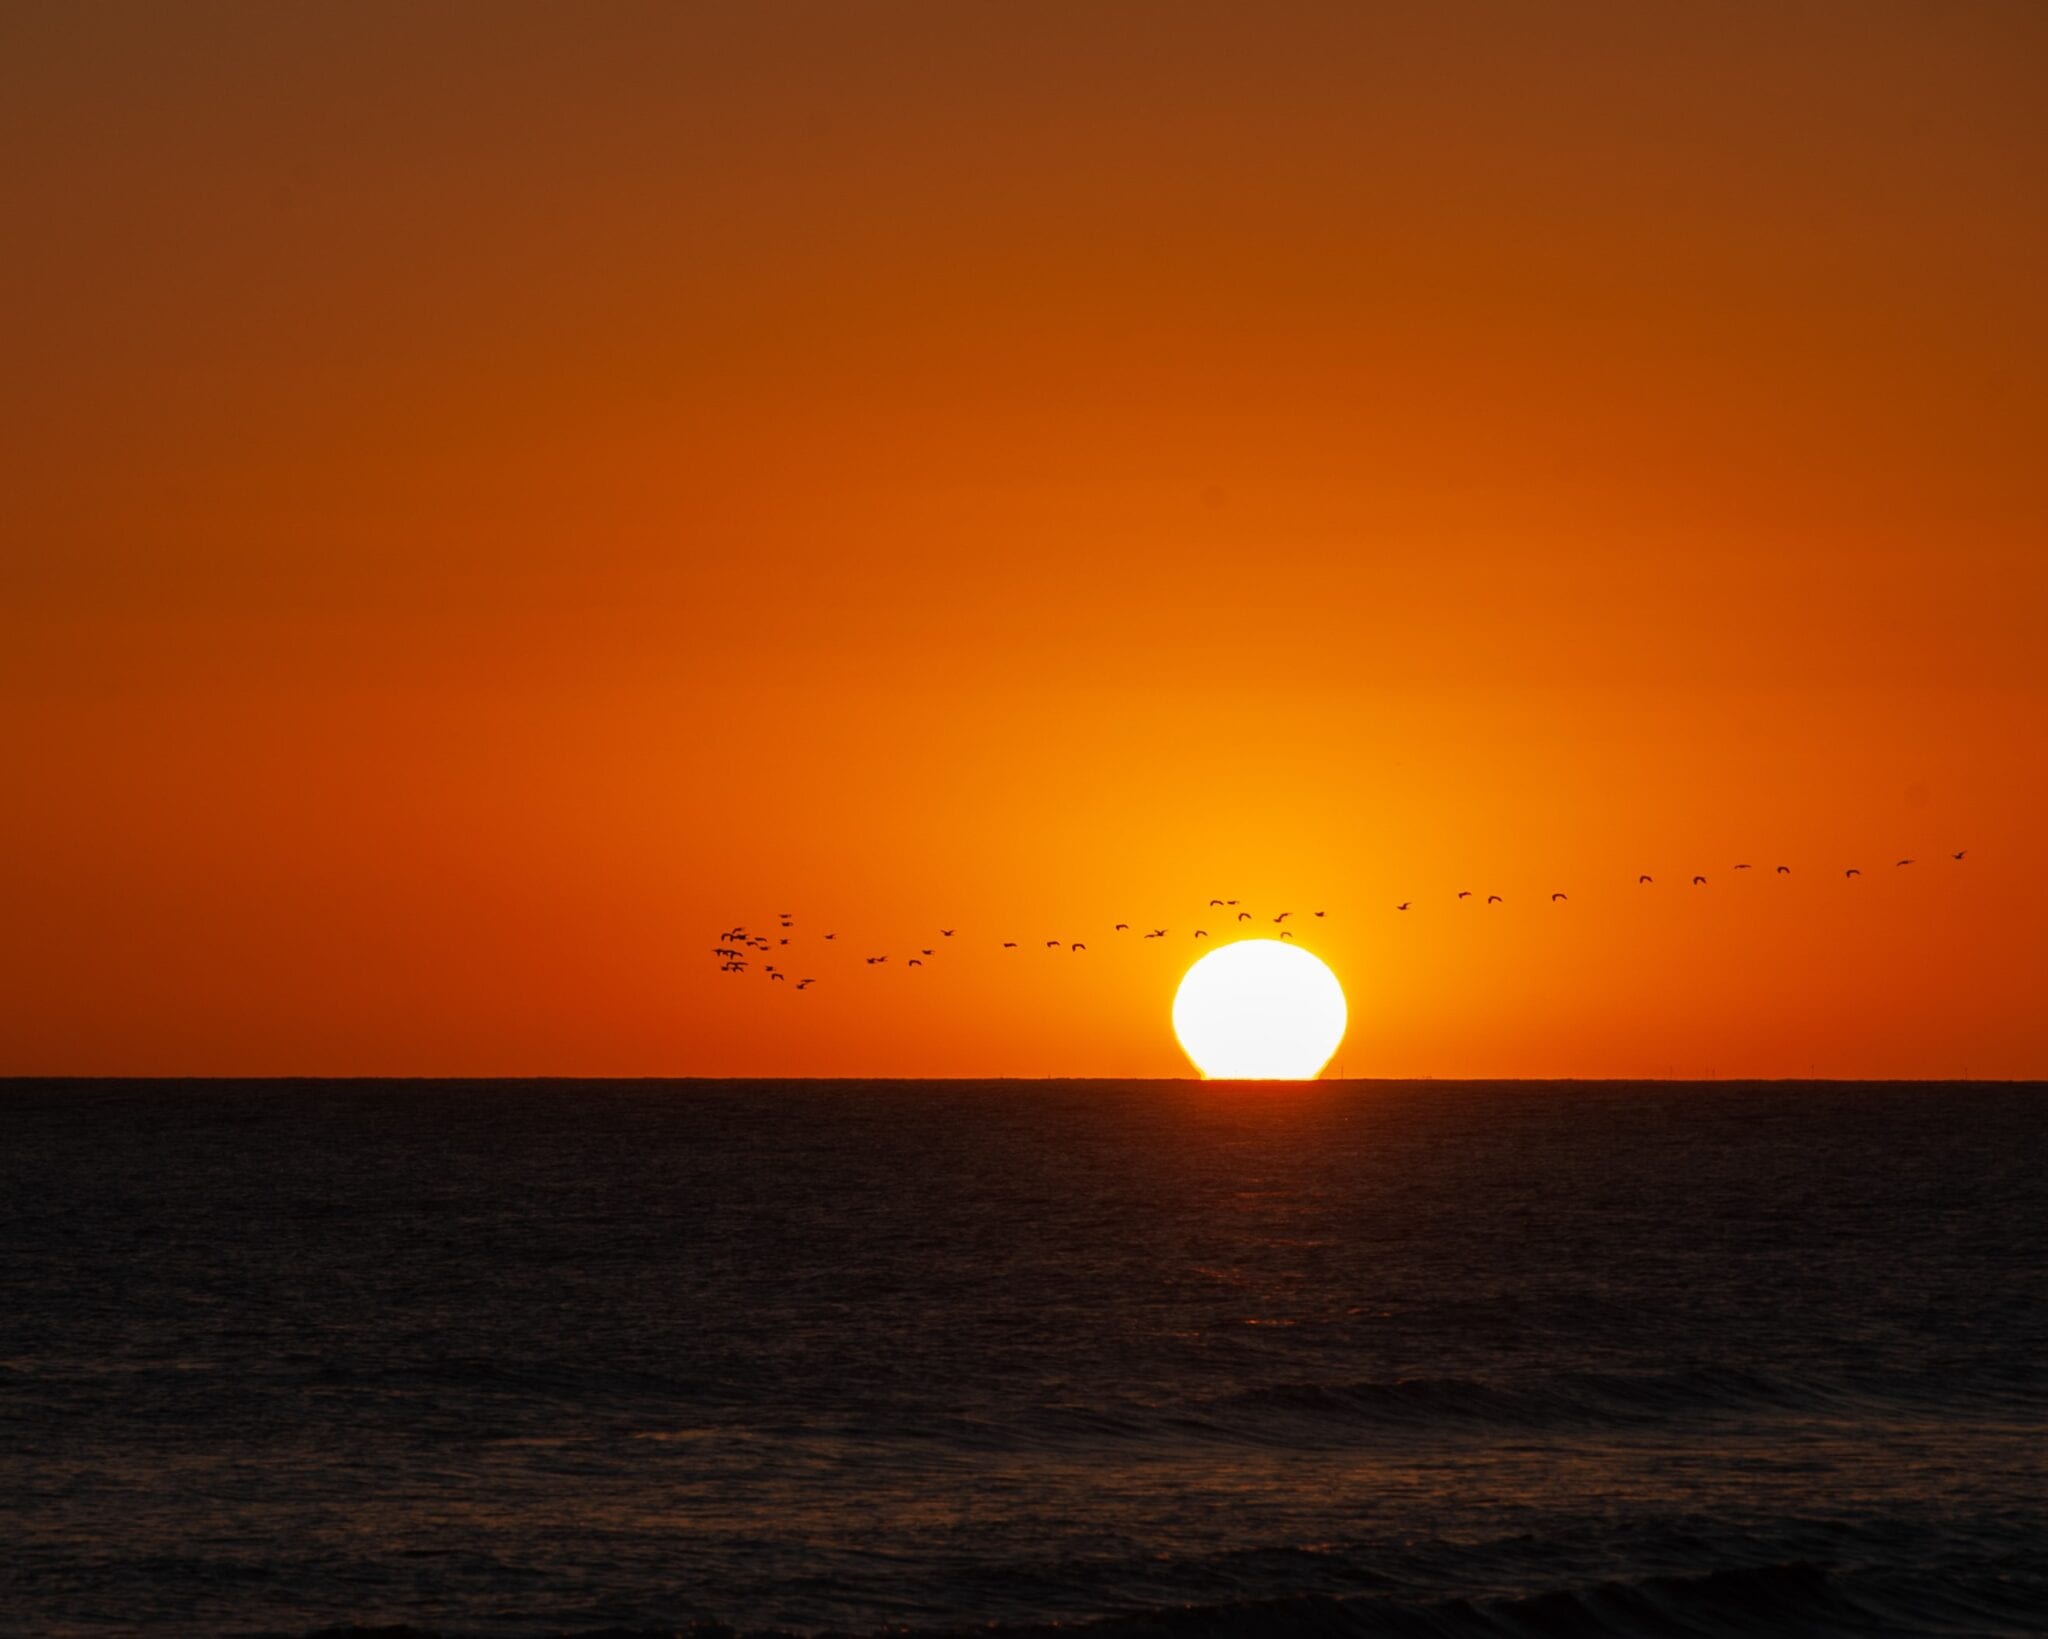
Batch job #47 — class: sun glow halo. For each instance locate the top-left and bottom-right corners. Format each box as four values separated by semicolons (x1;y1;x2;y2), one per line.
1172;939;1348;1079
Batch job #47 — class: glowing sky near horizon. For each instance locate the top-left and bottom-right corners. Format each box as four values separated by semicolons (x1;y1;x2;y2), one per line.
3;1;2045;1077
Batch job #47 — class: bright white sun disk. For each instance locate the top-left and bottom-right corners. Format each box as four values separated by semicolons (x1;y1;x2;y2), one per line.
1172;939;1347;1079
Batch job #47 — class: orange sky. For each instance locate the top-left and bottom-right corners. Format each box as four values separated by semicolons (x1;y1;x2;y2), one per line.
4;1;2044;1077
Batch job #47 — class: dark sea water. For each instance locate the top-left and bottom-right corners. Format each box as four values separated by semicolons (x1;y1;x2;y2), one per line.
3;1081;2045;1638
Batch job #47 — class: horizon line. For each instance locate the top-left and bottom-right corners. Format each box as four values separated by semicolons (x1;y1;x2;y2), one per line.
2;1074;2042;1087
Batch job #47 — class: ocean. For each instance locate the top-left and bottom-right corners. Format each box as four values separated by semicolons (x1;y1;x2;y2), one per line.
3;1080;2044;1637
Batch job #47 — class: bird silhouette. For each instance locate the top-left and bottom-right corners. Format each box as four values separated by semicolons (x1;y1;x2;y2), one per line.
694;835;1982;993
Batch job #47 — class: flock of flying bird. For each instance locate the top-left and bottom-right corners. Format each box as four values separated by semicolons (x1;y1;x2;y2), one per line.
711;852;1969;987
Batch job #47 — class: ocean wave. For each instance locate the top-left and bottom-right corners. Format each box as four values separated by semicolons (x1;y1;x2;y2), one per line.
1065;1560;2048;1639
921;1359;2048;1454
21;1349;2039;1461
290;1559;2048;1638
1201;1363;1828;1429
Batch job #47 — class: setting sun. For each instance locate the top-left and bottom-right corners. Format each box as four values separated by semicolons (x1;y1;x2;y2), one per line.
1172;940;1348;1080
